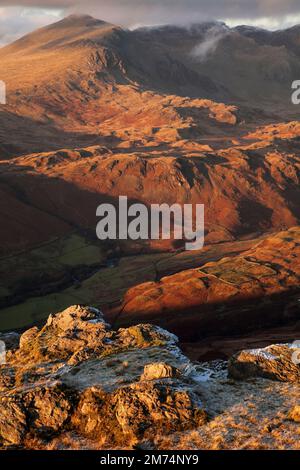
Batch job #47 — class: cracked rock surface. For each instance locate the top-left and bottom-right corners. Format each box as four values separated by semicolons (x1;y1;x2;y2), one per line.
0;305;299;450
0;305;207;448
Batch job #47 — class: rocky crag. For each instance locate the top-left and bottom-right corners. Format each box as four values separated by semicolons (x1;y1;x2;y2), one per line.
0;305;299;450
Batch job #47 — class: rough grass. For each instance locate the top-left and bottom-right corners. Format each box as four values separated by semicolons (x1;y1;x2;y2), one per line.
155;376;300;450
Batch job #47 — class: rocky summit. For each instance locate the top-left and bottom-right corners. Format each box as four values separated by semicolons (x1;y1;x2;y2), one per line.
0;305;299;450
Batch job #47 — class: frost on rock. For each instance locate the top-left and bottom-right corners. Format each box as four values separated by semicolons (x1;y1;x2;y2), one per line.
228;344;300;382
0;305;207;448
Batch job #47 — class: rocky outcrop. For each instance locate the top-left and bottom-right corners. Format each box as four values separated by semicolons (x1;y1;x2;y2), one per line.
228;343;300;383
0;306;299;450
0;305;207;448
72;382;206;446
0;383;73;445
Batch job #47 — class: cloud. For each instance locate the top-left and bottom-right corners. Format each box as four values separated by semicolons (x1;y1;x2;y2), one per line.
191;24;229;62
0;1;298;24
0;7;62;45
0;1;300;46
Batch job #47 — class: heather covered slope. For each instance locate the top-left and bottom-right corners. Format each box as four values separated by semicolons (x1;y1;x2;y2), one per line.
109;227;300;339
1;132;300;331
1;124;300;256
1;15;300;253
1;15;300;113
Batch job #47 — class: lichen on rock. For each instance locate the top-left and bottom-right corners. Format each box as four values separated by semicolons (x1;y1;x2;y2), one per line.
228;343;300;382
0;305;207;448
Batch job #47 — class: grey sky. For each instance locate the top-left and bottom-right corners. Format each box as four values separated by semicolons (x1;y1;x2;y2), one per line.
0;1;300;45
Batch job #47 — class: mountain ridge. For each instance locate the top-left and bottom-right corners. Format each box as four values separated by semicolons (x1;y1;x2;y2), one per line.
0;14;300;343
1;14;300;108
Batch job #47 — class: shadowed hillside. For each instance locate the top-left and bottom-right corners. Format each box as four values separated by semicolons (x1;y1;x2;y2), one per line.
0;15;299;339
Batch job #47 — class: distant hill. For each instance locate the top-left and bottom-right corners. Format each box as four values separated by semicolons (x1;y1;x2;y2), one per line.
0;15;300;332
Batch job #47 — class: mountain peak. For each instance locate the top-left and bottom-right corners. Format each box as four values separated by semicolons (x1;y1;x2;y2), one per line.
1;13;120;55
57;14;112;28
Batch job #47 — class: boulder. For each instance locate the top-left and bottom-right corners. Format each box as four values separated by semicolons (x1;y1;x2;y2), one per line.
228;344;300;382
141;362;180;381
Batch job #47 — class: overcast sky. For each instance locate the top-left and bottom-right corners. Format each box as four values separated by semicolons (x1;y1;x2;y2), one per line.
0;0;300;45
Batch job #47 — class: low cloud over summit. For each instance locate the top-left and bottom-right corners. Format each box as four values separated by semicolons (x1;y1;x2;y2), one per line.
0;1;300;45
